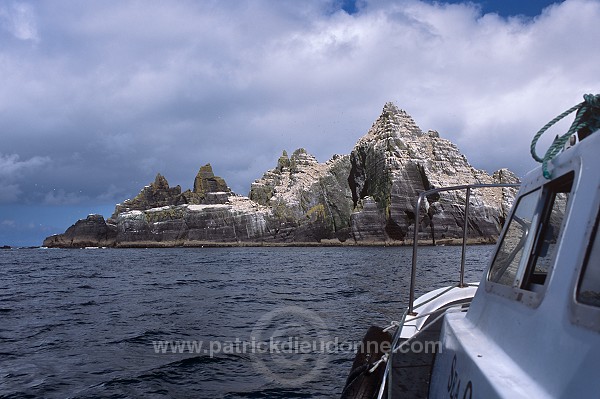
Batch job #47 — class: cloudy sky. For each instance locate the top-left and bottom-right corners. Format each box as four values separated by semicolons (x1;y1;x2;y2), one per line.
1;0;598;246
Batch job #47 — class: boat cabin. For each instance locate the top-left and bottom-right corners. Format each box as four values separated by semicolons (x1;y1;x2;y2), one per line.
428;119;600;398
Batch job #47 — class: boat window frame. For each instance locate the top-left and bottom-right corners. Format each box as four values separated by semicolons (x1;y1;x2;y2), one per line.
520;173;574;292
487;187;542;287
571;195;600;332
485;171;575;308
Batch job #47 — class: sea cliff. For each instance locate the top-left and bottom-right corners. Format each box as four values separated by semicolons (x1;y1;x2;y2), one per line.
43;103;519;248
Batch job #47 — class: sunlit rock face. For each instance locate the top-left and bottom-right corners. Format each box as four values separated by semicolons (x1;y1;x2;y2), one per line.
249;148;354;242
44;103;518;247
348;102;519;243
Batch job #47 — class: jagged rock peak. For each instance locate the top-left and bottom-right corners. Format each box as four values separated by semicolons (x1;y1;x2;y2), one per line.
153;173;170;189
110;173;183;220
193;163;230;194
359;102;423;145
290;148;318;171
249;147;344;209
277;150;290;171
492;168;520;184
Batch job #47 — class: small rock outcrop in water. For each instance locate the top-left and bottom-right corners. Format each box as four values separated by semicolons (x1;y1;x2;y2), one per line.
43;103;519;247
43;214;117;247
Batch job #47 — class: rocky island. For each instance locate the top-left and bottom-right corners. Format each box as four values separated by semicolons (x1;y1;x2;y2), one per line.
43;103;519;248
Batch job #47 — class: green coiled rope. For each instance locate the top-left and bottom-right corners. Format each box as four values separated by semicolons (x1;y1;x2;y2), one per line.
530;93;600;179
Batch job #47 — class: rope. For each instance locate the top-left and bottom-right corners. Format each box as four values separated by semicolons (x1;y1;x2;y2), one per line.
368;354;388;374
382;321;400;333
530;93;600;179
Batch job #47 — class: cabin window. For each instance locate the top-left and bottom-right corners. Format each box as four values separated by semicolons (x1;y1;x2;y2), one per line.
577;209;600;307
522;174;573;290
488;188;541;285
488;172;575;304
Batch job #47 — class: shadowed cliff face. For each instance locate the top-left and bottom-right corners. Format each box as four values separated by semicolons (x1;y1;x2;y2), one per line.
43;214;117;248
43;103;519;247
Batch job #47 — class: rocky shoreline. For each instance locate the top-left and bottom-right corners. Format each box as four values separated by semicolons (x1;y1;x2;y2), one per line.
44;103;519;248
44;237;497;248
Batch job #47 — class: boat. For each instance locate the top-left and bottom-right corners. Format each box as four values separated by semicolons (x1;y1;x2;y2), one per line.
341;94;600;398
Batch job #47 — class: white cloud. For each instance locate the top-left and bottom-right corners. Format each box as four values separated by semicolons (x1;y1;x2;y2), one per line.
0;2;38;41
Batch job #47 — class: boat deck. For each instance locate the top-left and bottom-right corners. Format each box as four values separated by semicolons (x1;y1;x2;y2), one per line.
390;306;446;398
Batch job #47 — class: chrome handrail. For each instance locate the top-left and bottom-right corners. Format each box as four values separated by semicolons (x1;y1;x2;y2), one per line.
408;183;520;314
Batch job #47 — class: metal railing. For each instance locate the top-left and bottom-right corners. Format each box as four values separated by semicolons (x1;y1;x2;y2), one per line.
408;183;520;314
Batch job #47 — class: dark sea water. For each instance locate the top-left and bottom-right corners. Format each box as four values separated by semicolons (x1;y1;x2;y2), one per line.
0;246;494;398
